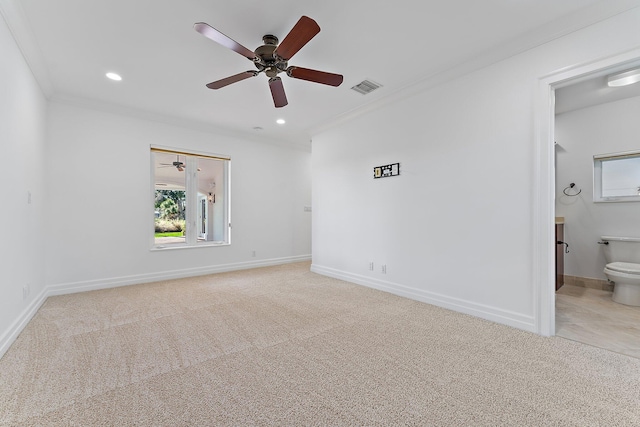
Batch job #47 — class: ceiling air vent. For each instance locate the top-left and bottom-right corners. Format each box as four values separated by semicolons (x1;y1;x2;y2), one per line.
351;79;382;95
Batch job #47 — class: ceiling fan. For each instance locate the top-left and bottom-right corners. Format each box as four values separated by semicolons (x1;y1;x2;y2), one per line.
194;16;343;108
159;155;202;172
159;156;185;171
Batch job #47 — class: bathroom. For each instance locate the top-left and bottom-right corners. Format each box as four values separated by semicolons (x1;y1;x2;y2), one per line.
554;65;640;359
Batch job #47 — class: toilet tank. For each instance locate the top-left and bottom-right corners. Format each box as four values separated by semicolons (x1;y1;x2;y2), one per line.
601;236;640;263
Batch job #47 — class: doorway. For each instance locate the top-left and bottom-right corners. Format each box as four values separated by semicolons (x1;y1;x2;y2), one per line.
535;51;640;357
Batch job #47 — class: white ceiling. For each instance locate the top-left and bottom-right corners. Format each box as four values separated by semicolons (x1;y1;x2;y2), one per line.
5;0;640;146
555;65;640;115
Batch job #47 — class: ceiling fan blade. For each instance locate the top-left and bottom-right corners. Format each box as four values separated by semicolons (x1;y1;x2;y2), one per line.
287;66;343;87
273;16;320;61
269;77;288;108
194;22;257;61
206;71;258;89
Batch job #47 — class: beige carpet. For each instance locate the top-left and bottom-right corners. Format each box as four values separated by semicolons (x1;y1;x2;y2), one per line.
1;262;639;426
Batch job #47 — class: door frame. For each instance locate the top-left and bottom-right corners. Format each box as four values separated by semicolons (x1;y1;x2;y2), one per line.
533;48;640;336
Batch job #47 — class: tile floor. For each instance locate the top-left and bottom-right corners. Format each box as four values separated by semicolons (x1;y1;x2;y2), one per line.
556;285;640;359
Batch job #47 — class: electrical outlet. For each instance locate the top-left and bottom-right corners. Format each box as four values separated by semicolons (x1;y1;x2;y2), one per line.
381;264;387;274
368;262;374;271
252;250;256;257
27;191;32;204
22;284;30;300
303;206;312;212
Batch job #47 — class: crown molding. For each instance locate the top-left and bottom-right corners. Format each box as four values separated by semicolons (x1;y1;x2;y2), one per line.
4;0;639;142
311;0;640;136
0;0;53;97
51;93;312;152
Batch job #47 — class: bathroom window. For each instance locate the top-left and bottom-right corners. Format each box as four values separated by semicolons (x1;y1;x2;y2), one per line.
151;147;231;249
593;151;640;202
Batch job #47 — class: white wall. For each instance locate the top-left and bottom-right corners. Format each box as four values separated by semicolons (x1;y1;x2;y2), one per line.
555;96;640;280
44;102;312;290
311;8;640;332
0;14;48;354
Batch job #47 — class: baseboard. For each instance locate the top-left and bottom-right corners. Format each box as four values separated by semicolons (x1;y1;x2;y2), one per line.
564;275;613;292
0;255;310;360
310;264;536;333
0;288;48;360
47;255;312;296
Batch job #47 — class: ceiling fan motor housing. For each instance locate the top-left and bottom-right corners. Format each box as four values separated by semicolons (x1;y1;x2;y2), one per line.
254;35;288;77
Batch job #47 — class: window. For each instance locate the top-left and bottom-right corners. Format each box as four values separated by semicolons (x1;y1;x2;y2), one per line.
151;147;230;248
593;151;640;202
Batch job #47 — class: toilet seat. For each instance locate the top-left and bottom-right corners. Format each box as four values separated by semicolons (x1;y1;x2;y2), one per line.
605;262;640;275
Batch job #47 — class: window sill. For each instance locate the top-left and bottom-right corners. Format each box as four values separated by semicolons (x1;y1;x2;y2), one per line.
593;197;640;203
150;242;230;251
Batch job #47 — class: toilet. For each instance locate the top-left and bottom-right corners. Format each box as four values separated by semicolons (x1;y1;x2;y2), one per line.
601;236;640;306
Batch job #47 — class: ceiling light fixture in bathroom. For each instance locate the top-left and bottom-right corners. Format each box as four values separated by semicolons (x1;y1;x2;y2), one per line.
106;72;122;81
607;68;640;87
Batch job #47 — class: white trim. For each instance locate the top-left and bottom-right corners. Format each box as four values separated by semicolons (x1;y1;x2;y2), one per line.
151;145;231;162
311;264;536;333
51;96;312;151
533;79;556;337
0;288;47;360
534;47;640;337
0;0;53;97
0;256;310;360
150;151;157;248
150;242;231;251
46;256;310;296
224;160;231;244
594;149;640;160
312;1;640;137
186;155;198;245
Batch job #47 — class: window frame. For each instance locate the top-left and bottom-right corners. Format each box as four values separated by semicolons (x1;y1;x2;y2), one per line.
593;150;640;203
150;146;231;250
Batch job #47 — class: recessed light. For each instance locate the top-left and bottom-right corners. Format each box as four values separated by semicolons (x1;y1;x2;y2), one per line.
106;72;122;81
276;119;286;125
607;68;640;87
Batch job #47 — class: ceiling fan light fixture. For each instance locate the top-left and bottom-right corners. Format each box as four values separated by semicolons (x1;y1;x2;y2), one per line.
266;67;279;78
607;68;640;87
